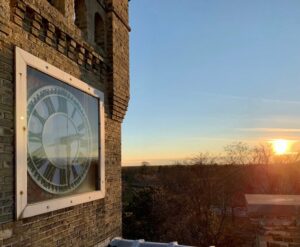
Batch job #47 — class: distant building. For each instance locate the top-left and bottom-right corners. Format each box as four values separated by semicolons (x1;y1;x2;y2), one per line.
246;194;300;247
0;0;129;246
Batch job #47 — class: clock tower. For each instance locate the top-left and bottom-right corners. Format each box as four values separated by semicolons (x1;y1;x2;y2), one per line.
0;0;129;246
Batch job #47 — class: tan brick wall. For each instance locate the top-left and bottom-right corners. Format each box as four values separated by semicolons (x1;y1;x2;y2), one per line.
106;0;130;122
0;0;129;245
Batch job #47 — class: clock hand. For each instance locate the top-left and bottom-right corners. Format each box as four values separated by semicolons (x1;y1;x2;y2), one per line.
59;133;85;145
46;133;85;147
44;133;88;185
66;142;71;186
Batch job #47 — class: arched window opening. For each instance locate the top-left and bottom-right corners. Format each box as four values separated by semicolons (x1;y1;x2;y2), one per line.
47;0;65;14
94;13;105;51
74;0;87;37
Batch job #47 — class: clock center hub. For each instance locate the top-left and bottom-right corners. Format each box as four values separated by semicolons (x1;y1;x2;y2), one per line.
42;113;79;169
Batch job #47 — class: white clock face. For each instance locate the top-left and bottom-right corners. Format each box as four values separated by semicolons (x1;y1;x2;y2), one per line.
27;85;92;194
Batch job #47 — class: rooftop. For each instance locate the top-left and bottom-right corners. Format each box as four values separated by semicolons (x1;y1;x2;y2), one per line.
109;238;193;247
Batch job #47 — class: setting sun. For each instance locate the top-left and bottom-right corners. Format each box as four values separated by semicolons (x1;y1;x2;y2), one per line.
272;139;289;155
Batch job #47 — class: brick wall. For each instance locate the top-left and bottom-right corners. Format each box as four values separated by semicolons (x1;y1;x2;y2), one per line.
105;0;130;122
0;0;129;246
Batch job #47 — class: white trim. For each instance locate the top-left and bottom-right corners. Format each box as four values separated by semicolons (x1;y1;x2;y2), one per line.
99;100;106;195
15;47;105;219
15;49;28;219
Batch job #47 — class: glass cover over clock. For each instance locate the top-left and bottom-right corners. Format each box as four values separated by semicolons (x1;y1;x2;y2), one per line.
27;67;99;203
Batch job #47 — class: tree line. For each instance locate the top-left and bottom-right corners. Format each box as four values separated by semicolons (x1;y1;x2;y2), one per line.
122;142;300;246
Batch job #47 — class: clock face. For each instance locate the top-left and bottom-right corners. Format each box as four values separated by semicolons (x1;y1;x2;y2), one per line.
27;85;92;194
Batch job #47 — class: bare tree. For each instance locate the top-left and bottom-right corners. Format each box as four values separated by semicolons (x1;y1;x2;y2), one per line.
224;142;251;165
141;161;151;166
251;143;273;165
190;152;218;165
151;166;250;246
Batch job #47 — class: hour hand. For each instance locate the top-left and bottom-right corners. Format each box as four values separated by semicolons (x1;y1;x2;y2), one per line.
59;133;84;145
47;133;84;147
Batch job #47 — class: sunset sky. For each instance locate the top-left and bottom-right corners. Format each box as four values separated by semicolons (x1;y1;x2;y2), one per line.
122;0;300;166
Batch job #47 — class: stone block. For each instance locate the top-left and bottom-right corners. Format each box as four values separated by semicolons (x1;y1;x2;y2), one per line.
78;53;84;60
45;37;54;46
31;27;40;37
32;20;41;30
70;39;76;48
58;39;66;47
67;51;74;60
15;9;25;19
47;22;55;33
16;2;26;12
13;15;23;27
79;47;85;54
58;45;66;54
77;59;83;65
33;13;42;24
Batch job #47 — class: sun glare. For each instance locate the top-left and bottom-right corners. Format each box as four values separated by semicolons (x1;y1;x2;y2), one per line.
272;139;289;155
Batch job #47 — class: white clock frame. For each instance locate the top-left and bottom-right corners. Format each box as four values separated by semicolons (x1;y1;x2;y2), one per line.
15;47;105;219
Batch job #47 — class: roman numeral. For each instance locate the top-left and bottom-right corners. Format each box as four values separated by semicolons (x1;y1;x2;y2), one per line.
36;159;49;170
43;97;55;116
57;96;68;114
32;110;46;125
66;166;71;185
43;164;56;182
28;131;42;143
60;168;67;185
71;165;79;179
32;146;46;168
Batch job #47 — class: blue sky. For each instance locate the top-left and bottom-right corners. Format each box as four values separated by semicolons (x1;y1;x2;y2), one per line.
122;0;300;166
